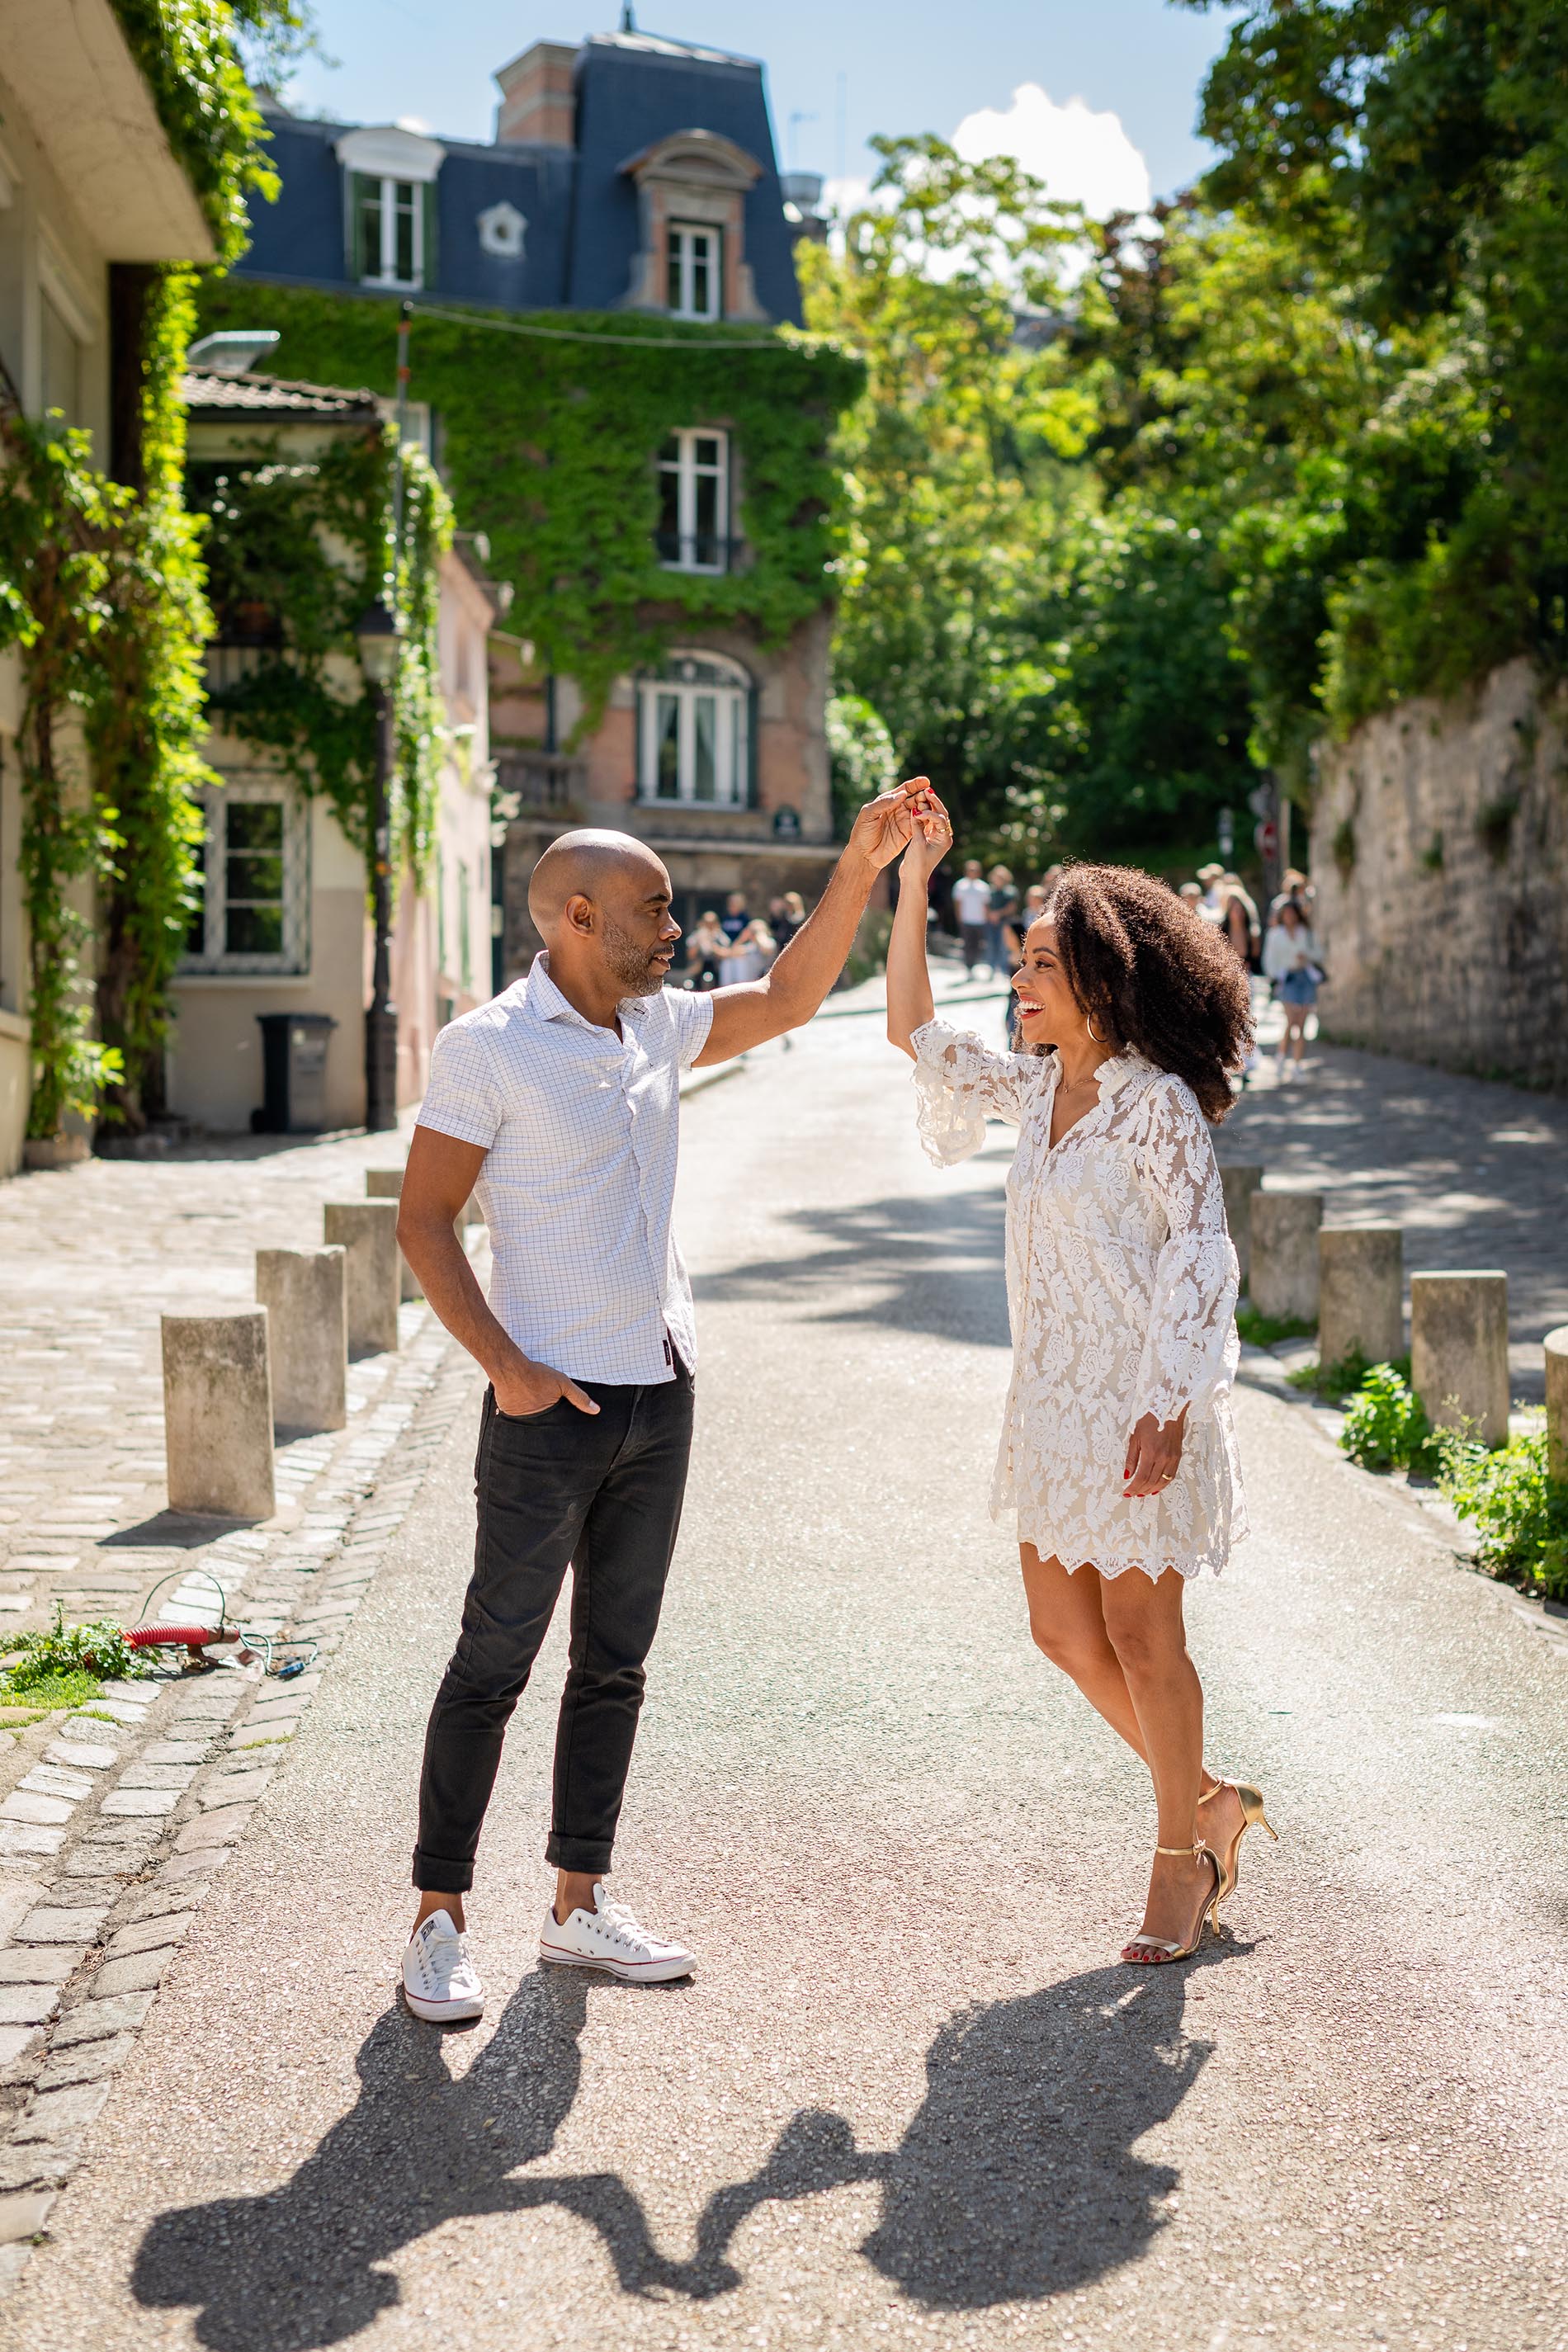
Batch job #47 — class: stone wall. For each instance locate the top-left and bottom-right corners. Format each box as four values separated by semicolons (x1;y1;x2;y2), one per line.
1310;658;1568;1090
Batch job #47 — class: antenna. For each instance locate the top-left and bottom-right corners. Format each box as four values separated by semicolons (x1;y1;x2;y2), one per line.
834;72;847;186
620;2;636;29
788;111;815;170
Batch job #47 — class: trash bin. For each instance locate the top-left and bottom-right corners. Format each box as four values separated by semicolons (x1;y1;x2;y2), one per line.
253;1012;338;1134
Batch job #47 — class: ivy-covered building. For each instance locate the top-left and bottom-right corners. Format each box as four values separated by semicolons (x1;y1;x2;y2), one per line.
0;0;219;1174
203;16;857;971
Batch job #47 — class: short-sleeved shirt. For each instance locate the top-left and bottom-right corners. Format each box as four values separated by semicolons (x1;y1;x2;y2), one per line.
415;952;714;1385
952;876;991;926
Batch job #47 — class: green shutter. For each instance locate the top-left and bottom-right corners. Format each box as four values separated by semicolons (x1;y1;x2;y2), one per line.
345;170;365;277
421;179;438;291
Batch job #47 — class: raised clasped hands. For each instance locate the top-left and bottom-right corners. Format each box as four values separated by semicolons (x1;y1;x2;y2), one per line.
850;776;945;871
900;778;952;881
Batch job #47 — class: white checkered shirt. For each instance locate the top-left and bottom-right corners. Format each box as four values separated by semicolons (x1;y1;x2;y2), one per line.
416;954;715;1385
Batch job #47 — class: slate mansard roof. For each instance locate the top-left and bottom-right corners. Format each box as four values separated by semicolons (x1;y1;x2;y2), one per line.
235;29;803;326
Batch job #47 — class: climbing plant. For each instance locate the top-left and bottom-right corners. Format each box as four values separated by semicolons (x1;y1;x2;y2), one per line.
191;281;864;737
107;1;283;263
189;423;453;876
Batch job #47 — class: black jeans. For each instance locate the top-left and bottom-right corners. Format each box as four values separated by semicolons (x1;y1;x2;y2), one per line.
412;1364;694;1891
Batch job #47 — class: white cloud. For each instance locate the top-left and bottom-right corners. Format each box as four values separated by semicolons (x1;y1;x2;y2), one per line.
952;83;1151;221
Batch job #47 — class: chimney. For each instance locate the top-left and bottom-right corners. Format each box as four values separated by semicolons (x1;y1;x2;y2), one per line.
494;40;578;148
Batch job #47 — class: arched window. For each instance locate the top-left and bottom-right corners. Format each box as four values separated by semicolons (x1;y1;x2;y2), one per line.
637;652;751;807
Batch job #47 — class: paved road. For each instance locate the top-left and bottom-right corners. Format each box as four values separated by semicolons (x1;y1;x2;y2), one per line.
9;1012;1568;2352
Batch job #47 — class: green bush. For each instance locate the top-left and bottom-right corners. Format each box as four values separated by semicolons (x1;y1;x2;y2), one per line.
1339;1362;1444;1476
1438;1429;1568;1601
0;1606;153;1703
1236;1305;1316;1348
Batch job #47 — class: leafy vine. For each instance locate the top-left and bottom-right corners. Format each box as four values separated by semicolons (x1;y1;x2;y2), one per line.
191;281;863;737
106;0;281;265
189;424;453;878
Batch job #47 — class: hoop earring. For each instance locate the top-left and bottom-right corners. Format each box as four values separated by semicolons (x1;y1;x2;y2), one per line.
1085;1012;1103;1044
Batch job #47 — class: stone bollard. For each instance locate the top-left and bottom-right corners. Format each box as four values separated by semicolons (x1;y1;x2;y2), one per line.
161;1310;276;1521
1545;1327;1568;1481
366;1167;418;1301
1318;1225;1404;1370
255;1246;347;1433
323;1200;401;1357
1219;1164;1263;1287
1410;1271;1509;1446
1249;1190;1323;1325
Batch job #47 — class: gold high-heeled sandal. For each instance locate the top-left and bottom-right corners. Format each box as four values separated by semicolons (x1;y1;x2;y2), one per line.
1198;1780;1279;1908
1119;1844;1221;1967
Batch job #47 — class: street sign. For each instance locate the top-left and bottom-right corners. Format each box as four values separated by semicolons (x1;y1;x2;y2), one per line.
1254;819;1278;859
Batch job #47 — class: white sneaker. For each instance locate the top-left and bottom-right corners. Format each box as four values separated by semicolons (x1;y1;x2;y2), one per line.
402;1910;484;2022
538;1881;695;1983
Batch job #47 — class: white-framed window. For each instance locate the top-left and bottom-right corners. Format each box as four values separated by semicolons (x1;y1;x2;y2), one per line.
357;175;424;288
182;780;310;975
638;652;750;807
667;223;721;320
657;428;730;573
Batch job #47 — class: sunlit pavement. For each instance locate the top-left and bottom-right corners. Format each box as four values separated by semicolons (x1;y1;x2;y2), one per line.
8;1005;1568;2352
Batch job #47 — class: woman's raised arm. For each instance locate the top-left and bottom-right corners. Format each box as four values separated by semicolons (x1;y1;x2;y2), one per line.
886;785;950;1057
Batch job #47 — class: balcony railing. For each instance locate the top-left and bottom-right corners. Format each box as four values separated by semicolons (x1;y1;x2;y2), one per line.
655;531;744;575
494;749;587;815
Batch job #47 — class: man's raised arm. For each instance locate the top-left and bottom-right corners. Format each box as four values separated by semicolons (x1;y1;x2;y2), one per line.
693;782;924;1065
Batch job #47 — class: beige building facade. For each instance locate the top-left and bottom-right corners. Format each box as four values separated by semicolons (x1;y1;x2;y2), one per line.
0;0;215;1174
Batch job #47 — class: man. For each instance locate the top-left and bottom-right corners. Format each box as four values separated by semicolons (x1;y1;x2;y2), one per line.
952;859;991;975
395;783;922;2022
719;890;749;945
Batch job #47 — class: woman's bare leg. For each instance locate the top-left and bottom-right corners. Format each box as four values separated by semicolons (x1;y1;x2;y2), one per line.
1098;1566;1214;1953
1020;1546;1230;1816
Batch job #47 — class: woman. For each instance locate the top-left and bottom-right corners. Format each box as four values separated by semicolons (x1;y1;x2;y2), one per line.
685;910;725;991
718;917;774;988
887;789;1275;1965
1263;895;1321;1073
986;866;1021;976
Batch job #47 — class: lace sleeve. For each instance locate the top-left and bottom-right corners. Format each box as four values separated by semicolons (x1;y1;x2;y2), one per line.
909;1020;1041;1169
1131;1078;1240;1424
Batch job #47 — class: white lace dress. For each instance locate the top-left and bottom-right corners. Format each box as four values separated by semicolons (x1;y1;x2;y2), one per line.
911;1022;1248;1581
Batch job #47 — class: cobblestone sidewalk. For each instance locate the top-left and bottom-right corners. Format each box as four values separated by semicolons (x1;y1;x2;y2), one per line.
0;1122;486;2288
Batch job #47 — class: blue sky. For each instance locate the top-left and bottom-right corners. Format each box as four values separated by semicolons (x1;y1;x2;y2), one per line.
281;2;1245;211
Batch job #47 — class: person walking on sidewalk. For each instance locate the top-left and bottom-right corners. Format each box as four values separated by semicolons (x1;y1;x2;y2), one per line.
1263;894;1322;1074
394;786;922;2022
952;860;992;975
886;808;1276;1967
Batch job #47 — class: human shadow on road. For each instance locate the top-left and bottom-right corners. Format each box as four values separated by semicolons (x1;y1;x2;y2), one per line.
681;1955;1215;2305
132;1954;1214;2344
130;1967;696;2352
694;1187;1012;1351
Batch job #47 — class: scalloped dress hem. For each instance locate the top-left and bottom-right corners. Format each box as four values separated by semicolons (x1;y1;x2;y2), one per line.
1008;1531;1232;1584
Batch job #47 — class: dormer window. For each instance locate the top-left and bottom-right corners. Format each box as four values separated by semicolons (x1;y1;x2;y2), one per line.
359;177;423;288
657;429;729;571
336;125;446;295
667;224;720;321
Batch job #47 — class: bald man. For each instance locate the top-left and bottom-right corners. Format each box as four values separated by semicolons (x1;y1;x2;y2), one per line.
395;788;923;2020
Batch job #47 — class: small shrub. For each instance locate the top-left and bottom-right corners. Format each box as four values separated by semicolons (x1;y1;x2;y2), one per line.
0;1605;152;1703
1287;1346;1390;1397
1419;829;1445;872
1438;1427;1568;1599
1339;1362;1444;1476
1475;795;1518;864
1236;1305;1316;1348
1331;816;1356;881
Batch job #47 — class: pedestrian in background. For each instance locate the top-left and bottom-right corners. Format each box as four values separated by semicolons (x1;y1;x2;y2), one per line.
886;792;1273;1971
720;891;749;946
987;865;1021;975
952;859;992;975
685;910;725;991
772;890;807;947
1218;874;1260;973
1263;895;1321;1075
719;918;773;986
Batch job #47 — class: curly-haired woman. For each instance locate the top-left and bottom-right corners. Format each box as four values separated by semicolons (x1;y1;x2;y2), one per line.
887;789;1277;1964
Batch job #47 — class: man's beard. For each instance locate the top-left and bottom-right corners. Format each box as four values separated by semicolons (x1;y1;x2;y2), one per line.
601;914;665;994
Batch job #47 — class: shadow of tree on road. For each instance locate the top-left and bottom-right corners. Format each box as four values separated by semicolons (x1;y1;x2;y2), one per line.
132;1954;1216;2347
694;1185;1013;1351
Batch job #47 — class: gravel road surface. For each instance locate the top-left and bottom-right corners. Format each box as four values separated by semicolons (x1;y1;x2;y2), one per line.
9;1010;1568;2352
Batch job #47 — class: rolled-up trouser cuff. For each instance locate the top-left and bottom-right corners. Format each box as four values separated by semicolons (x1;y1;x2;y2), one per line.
411;1848;474;1894
546;1832;614;1873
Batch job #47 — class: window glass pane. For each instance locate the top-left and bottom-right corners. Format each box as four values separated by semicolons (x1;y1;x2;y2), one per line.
693;695;717;801
666;227;683;310
658;461;681;543
654;692;681;798
693;466;719;550
186;829;207;954
693;435;721;470
228;849;285;900
226;903;286;956
361;183;383;276
228;804;284;852
691;239;710;317
394;182;417;282
732;697;746;804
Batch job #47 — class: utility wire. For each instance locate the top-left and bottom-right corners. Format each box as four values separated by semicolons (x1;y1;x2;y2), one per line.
410;303;834;353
